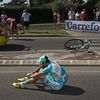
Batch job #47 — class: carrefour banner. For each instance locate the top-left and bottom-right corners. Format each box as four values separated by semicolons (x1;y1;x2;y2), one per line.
65;20;100;32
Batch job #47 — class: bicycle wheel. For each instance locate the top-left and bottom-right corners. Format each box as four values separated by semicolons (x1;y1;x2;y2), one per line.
65;39;84;50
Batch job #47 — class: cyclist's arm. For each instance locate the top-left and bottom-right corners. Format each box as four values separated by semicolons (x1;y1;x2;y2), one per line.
32;66;45;74
40;64;52;75
32;65;52;79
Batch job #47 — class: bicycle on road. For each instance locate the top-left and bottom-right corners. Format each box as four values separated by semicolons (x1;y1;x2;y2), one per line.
64;39;92;52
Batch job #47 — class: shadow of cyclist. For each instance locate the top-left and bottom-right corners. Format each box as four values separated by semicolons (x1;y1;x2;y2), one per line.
22;84;85;96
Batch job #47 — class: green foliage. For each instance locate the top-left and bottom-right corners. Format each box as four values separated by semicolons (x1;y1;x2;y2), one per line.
29;8;52;23
0;8;53;24
9;0;27;5
29;0;33;6
0;0;3;2
29;0;54;6
52;0;79;12
0;0;99;23
95;0;100;8
25;29;69;37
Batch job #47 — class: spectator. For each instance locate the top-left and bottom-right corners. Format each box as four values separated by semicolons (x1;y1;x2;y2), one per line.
53;11;61;29
95;8;100;21
7;17;18;39
93;8;96;20
68;8;75;20
21;9;31;33
80;9;89;21
53;11;58;29
0;11;8;24
75;11;80;20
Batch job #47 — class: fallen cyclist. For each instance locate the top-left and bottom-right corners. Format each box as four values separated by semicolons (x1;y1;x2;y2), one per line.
12;55;68;90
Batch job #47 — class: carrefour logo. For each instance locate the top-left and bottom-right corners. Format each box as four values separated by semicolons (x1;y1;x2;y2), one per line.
65;21;100;32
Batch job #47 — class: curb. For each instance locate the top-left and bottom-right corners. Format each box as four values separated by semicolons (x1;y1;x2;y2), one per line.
66;30;100;39
16;34;67;37
0;60;100;66
0;50;100;66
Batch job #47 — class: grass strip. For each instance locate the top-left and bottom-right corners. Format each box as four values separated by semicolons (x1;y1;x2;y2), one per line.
23;29;69;37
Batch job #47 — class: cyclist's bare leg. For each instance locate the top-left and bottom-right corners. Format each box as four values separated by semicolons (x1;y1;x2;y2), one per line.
22;73;46;84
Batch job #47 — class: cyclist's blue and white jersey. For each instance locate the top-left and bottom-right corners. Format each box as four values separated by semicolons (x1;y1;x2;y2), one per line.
40;61;68;90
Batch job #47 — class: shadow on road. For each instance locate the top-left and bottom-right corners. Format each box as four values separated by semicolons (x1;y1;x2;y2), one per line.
0;44;25;51
23;85;85;96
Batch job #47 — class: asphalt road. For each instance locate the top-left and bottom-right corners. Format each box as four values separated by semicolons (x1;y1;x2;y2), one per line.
0;37;100;52
0;66;100;100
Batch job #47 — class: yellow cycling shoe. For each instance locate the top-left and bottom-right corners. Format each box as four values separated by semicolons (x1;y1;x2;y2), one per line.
12;82;25;88
17;77;28;82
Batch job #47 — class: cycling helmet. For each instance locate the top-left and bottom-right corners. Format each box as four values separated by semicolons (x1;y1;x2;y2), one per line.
39;55;49;66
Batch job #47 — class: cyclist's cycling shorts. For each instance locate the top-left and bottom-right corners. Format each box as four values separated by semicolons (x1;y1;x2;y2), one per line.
43;73;67;90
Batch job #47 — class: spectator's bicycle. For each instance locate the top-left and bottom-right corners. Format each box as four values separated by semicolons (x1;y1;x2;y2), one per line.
64;39;92;52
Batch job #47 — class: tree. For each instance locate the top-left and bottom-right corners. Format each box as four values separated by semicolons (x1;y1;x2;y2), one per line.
10;0;27;5
52;0;79;12
0;0;3;2
28;0;55;6
82;0;88;3
29;0;33;6
95;0;100;8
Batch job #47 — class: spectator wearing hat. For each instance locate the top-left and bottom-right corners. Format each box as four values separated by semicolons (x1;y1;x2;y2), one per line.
7;17;18;39
21;9;31;33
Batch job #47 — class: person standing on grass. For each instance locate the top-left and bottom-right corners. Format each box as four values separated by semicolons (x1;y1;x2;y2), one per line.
0;11;8;25
53;11;61;29
21;9;31;33
7;17;18;39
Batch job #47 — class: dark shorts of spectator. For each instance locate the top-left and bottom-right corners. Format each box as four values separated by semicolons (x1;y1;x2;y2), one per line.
23;21;30;27
53;18;58;24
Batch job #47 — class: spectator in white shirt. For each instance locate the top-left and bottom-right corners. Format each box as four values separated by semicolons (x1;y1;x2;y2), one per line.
68;8;75;20
0;11;7;24
75;11;80;20
21;9;31;32
95;8;100;21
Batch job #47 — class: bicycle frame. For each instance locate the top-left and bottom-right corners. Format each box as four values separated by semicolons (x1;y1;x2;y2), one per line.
65;39;91;52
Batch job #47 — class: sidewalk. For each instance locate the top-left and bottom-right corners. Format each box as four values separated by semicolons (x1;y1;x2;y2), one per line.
67;30;100;39
0;50;100;66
